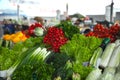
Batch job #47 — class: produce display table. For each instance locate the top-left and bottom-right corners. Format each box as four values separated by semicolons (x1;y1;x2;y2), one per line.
0;21;120;80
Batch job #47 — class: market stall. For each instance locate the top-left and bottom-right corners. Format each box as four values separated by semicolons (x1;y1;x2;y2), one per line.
0;19;120;80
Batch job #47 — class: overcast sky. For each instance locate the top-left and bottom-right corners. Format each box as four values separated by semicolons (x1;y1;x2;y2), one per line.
0;0;120;16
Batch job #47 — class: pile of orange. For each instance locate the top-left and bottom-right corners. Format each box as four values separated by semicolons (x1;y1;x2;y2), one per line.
3;31;28;43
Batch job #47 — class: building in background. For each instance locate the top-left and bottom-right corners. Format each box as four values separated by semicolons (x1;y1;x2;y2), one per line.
114;12;120;21
86;15;105;24
0;9;25;21
56;10;61;20
87;5;120;24
105;5;112;22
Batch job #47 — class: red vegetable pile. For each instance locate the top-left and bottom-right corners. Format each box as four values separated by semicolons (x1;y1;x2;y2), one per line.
43;27;68;52
28;22;43;36
21;22;43;37
109;24;120;35
85;24;120;42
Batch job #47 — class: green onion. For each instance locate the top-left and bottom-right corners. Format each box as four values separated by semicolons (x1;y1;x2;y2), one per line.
6;46;39;77
7;46;51;77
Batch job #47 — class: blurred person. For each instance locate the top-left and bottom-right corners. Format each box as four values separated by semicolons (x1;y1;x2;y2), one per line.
0;21;4;38
34;16;47;31
3;19;15;34
2;19;10;34
8;19;16;34
66;16;71;21
44;19;48;27
103;20;110;28
34;16;44;25
114;20;120;25
74;19;82;26
22;17;29;31
15;24;22;32
83;28;91;34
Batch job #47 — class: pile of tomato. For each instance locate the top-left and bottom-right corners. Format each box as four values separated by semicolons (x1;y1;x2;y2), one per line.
85;24;120;42
43;27;68;52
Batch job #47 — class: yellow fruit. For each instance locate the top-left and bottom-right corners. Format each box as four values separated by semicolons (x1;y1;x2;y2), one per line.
3;34;11;40
12;37;21;43
10;34;16;40
16;31;24;37
21;35;27;42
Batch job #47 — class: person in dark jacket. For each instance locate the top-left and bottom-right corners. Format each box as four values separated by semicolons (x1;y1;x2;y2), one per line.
3;19;15;34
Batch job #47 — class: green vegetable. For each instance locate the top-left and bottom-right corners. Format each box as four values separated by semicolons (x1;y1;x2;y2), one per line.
60;34;102;79
7;46;51;77
12;41;26;53
12;63;54;80
56;21;80;39
60;34;102;60
90;47;103;68
115;39;120;47
86;68;101;80
99;43;116;68
22;37;44;48
7;46;39;77
72;62;93;80
34;27;44;36
53;60;73;80
116;61;120;72
54;76;62;80
46;52;71;79
98;67;115;80
0;47;17;70
4;40;9;48
0;37;44;71
108;45;120;68
20;47;42;65
47;53;70;70
72;72;81;80
114;72;120;80
0;38;3;47
1;40;14;49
